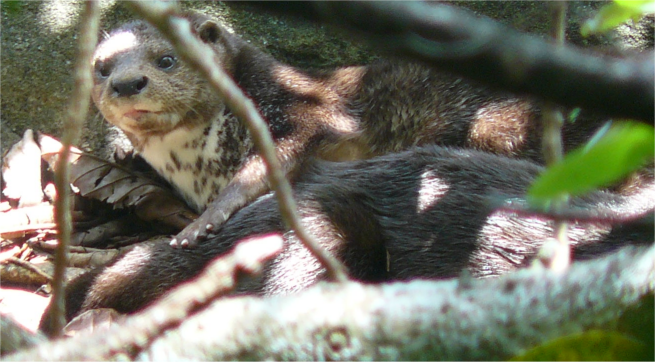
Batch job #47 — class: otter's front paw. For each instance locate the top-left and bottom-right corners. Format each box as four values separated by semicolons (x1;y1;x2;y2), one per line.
170;209;228;248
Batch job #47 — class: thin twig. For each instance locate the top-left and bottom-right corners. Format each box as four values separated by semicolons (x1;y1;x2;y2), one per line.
542;1;568;167
540;1;570;272
125;1;348;282
492;198;654;226
49;0;99;337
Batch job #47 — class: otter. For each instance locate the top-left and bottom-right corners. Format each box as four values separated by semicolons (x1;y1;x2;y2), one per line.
91;12;620;248
40;146;654;332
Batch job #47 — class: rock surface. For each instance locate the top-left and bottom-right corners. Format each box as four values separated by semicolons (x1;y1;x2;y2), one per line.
1;1;652;156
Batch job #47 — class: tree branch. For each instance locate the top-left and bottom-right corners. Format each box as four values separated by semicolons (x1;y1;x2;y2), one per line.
540;1;570;272
8;244;654;360
247;1;654;123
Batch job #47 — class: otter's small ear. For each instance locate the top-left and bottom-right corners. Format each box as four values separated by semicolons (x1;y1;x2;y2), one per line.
198;20;221;44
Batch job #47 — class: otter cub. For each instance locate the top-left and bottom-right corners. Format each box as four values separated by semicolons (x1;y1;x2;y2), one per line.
40;146;654;331
92;12;612;247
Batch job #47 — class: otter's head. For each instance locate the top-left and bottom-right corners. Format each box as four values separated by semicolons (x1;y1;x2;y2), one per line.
92;13;241;143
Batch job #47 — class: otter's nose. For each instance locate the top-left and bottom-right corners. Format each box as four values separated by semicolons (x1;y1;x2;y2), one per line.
112;76;148;97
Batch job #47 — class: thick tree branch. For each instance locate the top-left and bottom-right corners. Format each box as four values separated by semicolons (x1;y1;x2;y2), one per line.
8;244;654;360
247;1;654;123
136;245;655;360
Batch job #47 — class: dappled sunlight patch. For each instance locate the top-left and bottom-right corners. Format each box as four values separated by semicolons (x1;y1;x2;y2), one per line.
93;30;139;61
37;0;115;35
417;169;450;214
469;100;532;156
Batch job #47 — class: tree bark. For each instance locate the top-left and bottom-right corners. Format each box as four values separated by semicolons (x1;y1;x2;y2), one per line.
7;244;653;361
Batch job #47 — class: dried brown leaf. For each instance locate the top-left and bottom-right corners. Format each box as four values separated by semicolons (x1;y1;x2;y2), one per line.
63;308;126;337
71;216;142;247
67;248;121;268
0;261;51;286
1;130;44;207
0;203;55;236
39;134;197;230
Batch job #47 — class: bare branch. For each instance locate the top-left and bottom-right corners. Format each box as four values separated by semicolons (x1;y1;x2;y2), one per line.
9;244;654;360
493;199;654;227
48;0;99;337
125;1;349;282
540;1;570;272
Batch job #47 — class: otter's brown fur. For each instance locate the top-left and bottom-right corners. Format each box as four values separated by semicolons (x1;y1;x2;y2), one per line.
39;146;654;333
92;12;620;247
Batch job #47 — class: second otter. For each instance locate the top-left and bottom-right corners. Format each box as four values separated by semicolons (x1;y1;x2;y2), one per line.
41;145;654;331
92;12;615;247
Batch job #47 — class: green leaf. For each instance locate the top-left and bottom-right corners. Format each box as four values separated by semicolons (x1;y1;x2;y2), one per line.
528;122;654;205
581;0;655;36
510;330;652;361
615;0;655;12
616;295;655;360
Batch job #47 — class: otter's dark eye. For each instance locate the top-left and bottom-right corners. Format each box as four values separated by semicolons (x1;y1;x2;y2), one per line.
157;55;176;70
95;60;111;78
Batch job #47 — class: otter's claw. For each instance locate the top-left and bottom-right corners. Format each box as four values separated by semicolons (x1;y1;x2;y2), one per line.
170;207;230;248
